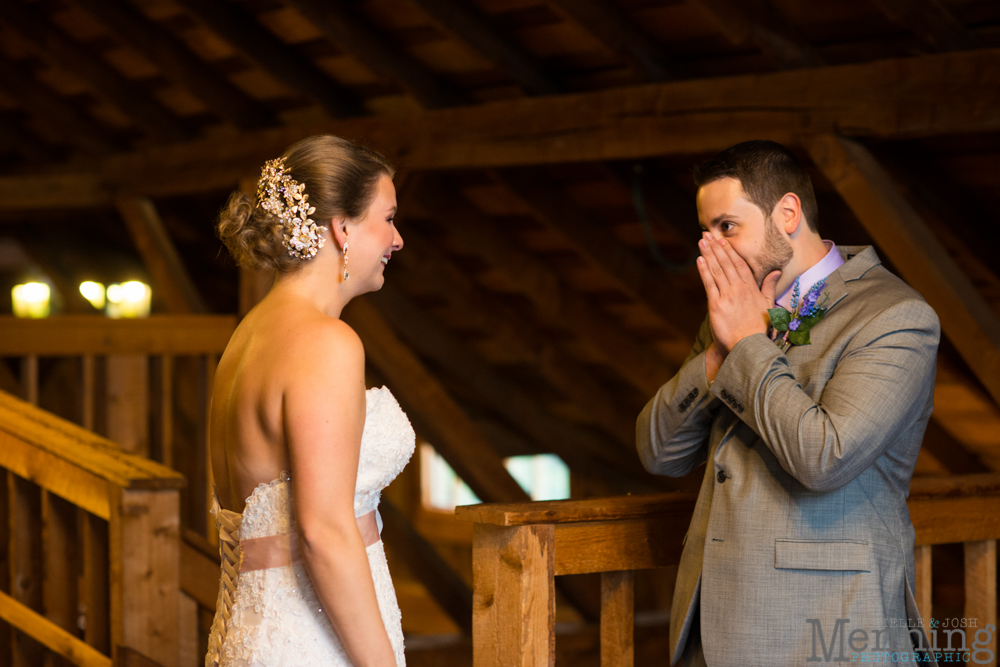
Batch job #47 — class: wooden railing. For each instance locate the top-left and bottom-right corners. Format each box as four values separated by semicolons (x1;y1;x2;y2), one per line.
0;388;186;666
457;475;1000;667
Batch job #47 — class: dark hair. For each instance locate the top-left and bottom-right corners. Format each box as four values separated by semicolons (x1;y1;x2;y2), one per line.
692;140;818;233
217;135;394;271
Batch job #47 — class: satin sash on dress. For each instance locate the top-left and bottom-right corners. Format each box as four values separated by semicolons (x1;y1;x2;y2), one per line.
240;510;381;572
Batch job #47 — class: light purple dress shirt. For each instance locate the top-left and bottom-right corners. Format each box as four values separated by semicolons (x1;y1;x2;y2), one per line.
775;240;844;311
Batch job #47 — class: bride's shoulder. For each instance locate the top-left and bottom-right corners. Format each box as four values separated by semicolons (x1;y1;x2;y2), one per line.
284;315;364;369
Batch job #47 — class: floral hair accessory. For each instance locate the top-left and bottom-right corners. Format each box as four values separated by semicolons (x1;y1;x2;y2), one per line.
256;157;327;260
768;277;829;348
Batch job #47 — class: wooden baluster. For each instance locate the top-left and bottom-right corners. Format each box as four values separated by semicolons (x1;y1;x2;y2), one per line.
600;571;634;667
81;355;95;431
160;355;174;469
109;488;180;667
964;539;997;661
0;471;10;665
178;592;198;667
21;355;38;405
82;511;110;655
42;491;78;667
205;354;218;548
9;473;44;666
914;544;932;624
106;355;149;456
472;523;555;667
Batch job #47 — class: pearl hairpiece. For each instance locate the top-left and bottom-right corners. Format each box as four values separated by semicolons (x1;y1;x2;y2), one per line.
256;157;327;260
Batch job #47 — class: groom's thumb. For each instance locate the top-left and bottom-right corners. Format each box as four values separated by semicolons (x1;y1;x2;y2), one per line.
762;271;781;305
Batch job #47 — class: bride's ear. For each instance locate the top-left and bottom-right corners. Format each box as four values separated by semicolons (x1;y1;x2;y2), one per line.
329;217;349;251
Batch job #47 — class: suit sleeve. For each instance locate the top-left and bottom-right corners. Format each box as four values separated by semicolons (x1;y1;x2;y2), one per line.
710;298;940;492
636;316;723;477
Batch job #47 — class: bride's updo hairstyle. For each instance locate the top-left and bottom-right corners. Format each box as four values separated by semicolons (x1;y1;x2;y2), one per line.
217;135;394;272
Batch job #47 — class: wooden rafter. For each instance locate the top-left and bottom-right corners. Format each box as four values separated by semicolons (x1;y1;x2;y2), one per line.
410;0;558;95
805;134;1000;409
2;1;192;143
547;0;680;81
2;48;997;209
72;0;275;129
413;176;677;397
172;0;364;118
870;0;979;52
686;0;824;69
0;54;120;155
115;196;207;314
286;0;464;109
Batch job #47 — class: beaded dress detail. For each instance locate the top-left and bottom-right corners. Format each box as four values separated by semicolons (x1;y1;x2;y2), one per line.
205;387;415;667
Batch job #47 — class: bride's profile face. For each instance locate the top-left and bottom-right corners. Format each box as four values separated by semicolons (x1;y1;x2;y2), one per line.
345;174;402;292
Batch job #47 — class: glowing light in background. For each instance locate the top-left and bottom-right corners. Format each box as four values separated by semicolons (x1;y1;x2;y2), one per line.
105;281;151;318
79;281;106;310
11;282;51;318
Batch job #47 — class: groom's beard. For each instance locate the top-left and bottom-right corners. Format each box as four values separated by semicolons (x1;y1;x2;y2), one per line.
749;215;793;287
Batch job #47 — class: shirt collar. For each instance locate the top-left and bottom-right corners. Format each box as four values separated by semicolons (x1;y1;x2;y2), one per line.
776;240;844;310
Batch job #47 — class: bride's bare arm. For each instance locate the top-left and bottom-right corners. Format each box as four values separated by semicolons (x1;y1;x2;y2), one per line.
285;319;396;667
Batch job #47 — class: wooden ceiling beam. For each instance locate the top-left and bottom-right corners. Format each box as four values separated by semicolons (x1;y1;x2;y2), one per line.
0;55;120;155
805;134;1000;409
72;0;275;129
2;1;193;143
686;0;824;69
414;176;677;397
869;0;979;52
172;0;363;118
2;48;999;208
547;0;680;81
286;0;464;109
410;0;558;95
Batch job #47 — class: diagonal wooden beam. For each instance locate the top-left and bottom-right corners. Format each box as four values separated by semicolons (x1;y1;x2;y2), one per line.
547;0;680;81
410;0;559;95
686;0;824;69
0;54;120;155
115;196;207;314
870;0;979;52
72;0;275;129
805;134;1000;408
286;0;465;109
414;175;678;397
172;0;364;118
2;1;192;143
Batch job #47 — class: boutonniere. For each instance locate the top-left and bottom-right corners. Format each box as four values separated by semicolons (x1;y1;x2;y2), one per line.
768;278;829;348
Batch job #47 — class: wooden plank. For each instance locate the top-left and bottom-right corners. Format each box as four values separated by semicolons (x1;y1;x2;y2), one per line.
177;592;198;667
82;512;110;656
20;356;38;406
0;471;9;665
82;356;96;432
173;0;363;117
600;571;634;667
109;488;180;667
72;0;274;130
0;590;111;667
3;49;999;208
456;492;697;527
180;533;219;610
158;356;173;469
472;523;555;667
112;646;164;667
115;197;207;314
105;356;149;457
870;0;979;51
553;517;687;576
204;356;218;548
806;135;1000;410
0;316;236;356
287;0;464;108
42;491;78;656
963;540;996;661
380;498;473;634
9;474;44;666
913;544;932;624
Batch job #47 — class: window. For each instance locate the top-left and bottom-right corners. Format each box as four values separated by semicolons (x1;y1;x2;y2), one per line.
420;443;570;511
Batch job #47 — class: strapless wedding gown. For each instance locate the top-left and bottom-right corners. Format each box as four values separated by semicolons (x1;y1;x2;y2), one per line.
205;387;415;667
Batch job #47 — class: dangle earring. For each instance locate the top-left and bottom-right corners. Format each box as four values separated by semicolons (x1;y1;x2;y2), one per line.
342;242;350;281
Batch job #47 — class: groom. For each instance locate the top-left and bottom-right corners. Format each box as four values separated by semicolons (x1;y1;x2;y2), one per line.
637;141;940;666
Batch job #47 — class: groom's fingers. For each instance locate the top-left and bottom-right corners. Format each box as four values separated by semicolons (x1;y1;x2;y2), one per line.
696;254;720;301
699;238;730;290
719;240;755;285
710;238;744;285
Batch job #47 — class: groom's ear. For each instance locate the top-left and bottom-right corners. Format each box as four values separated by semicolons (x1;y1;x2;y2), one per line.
774;193;803;236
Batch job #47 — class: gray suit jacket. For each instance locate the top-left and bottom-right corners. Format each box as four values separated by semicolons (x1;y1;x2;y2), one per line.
637;247;940;666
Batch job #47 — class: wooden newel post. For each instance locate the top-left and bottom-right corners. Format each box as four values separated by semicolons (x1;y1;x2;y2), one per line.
472;523;555;667
110;487;181;667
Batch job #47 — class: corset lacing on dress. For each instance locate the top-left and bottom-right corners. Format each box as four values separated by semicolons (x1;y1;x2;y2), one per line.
208;496;244;667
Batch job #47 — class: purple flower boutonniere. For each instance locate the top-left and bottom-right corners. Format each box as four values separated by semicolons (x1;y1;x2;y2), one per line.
768;278;830;348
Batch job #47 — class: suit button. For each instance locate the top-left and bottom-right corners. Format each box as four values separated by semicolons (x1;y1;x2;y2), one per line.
692;388;699;398
737;403;744;413
717;470;726;484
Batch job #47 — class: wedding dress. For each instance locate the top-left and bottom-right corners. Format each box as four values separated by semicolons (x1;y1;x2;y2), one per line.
205;386;415;667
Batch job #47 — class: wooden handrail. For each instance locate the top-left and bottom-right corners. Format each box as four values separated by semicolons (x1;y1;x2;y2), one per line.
0;314;236;355
455;491;698;526
0;590;112;667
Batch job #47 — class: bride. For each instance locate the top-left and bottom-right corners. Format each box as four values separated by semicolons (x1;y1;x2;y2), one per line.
206;135;411;666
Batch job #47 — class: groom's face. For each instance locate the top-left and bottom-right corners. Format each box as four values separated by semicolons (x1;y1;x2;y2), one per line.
696;177;793;287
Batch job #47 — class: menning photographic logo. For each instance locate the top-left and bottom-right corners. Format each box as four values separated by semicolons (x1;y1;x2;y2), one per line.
805;617;996;663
